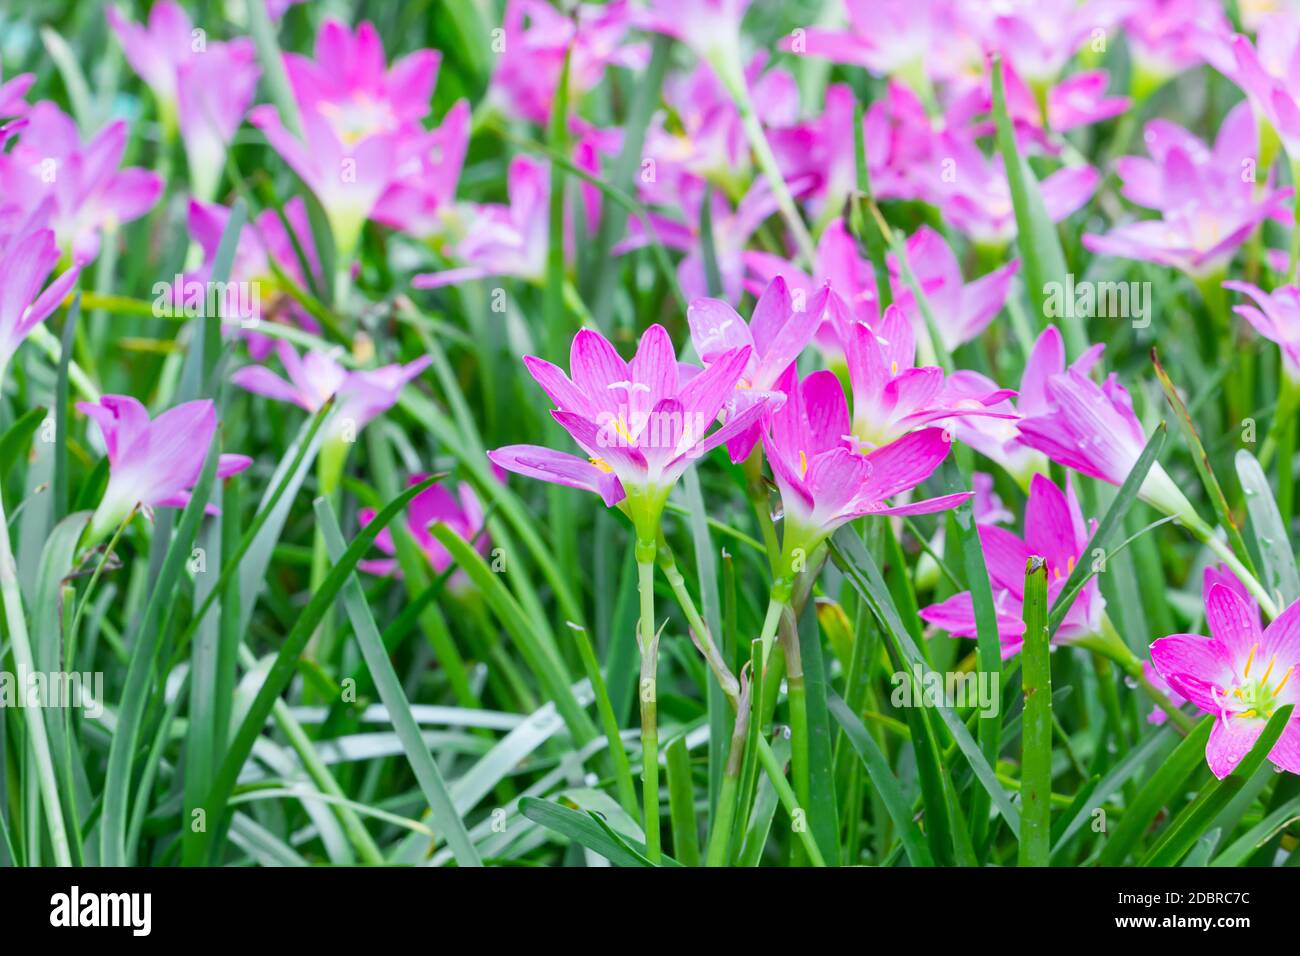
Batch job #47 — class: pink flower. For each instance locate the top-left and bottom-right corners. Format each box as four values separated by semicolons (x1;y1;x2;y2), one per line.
891;226;1020;352
107;2;260;200
1083;101;1290;276
0;217;81;381
634;0;751;72
79;395;252;542
845;304;1014;450
490;0;648;126
1224;279;1300;380
186;197;322;360
687;277;826;460
1015;331;1197;521
0;56;33;120
967;0;1123;85
1225;15;1300;159
973;471;1015;525
370;101;470;240
359;475;489;584
962;64;1129;153
945;325;1086;484
763;365;971;560
1119;0;1232;85
231;341;431;439
487;325;770;536
412;155;550;289
1149;584;1300;778
921;473;1104;656
251;20;440;259
0;103;162;264
933;126;1098;246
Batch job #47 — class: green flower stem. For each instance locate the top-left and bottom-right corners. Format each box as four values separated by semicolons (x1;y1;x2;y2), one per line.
636;546;661;864
655;536;740;704
704;670;751;867
780;624;810;819
754;735;826;866
1180;511;1279;619
308;435;349;664
716;57;817;267
757;592;787;666
0;481;73;866
1259;374;1300;469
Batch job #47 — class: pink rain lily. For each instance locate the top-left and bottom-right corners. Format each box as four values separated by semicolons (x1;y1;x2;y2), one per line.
1118;0;1232;90
0;56;33;120
251;20;440;259
231;341;431;440
1084;101;1291;277
933;127;1098;247
412;155;549;289
1224;279;1300;380
763;364;971;567
1149;584;1300;778
186;197;323;360
945;325;1087;486
963;64;1130;153
370;100;471;240
687;276;827;460
490;0;648;126
359;476;489;585
107;2;260;201
973;471;1015;526
845;304;1015;451
892;226;1020;352
633;0;751;77
487;324;770;539
1225;15;1300;160
967;0;1124;86
0;103;162;263
79;395;252;543
921;474;1104;657
0;219;81;382
1015;333;1199;522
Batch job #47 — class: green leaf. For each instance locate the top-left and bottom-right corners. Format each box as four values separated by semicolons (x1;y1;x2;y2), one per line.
0;407;46;482
665;736;700;866
1019;557;1052;867
520;796;681;867
828;693;934;866
796;597;840;866
1142;705;1294;866
1237;450;1300;605
318;500;482;867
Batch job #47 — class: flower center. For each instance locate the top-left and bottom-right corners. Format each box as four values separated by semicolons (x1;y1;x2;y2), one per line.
1216;643;1295;722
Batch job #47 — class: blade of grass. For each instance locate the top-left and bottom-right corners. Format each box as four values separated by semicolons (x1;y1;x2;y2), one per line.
1019;556;1052;867
1237;449;1300;605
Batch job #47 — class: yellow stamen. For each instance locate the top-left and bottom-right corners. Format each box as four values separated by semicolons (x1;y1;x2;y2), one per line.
1237;708;1259;720
1053;566;1061;580
1276;666;1295;694
1261;653;1278;686
1244;643;1259;679
588;456;613;474
799;450;808;478
890;360;899;376
1067;556;1075;574
613;416;633;444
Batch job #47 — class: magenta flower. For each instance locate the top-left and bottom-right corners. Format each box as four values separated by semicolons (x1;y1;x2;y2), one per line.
487;325;769;538
1015;334;1197;521
933;127;1098;246
634;0;751;74
979;64;1130;152
0;219;81;382
370;101;471;240
0;103;162;263
892;226;1020;352
251;20;440;259
1149;584;1300;778
973;471;1015;526
107;2;260;201
0;56;33;120
79;395;252;542
968;0;1122;85
1224;279;1300;380
412;155;550;289
1084;101;1290;277
763;365;971;565
1120;0;1231;89
359;476;489;585
231;341;431;440
1226;15;1300;160
845;304;1014;450
945;325;1088;485
687;277;826;460
186;197;322;360
921;474;1104;657
490;0;648;126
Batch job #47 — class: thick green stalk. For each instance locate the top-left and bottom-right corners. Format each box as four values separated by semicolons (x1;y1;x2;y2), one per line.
779;625;810;822
1018;558;1051;867
636;552;661;863
0;482;72;866
704;675;750;867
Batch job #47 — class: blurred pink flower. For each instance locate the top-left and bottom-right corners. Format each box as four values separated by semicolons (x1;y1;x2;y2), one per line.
185;197;323;360
359;476;489;582
634;0;751;72
1084;102;1291;276
0;217;80;381
0;103;162;263
0;56;33;120
1118;0;1232;86
488;325;769;535
490;0;648;126
80;395;251;542
1150;584;1300;778
921;473;1104;656
967;0;1124;85
370;101;471;240
107;2;260;200
1224;279;1300;380
1226;15;1300;159
231;341;431;439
